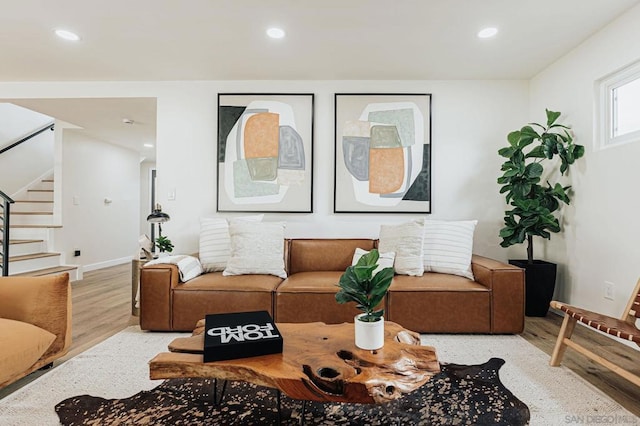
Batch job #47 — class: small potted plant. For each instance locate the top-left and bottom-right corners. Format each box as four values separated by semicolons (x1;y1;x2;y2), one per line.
155;236;174;255
497;109;584;316
335;249;394;350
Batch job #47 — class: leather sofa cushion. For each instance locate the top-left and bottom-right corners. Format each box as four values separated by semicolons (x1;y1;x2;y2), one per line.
277;271;343;293
387;290;491;333
276;271;385;323
288;239;375;274
387;273;491;333
171;272;282;331
0;318;56;385
390;272;489;292
176;271;283;292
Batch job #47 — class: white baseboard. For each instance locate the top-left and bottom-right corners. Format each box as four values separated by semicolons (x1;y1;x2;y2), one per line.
83;256;132;273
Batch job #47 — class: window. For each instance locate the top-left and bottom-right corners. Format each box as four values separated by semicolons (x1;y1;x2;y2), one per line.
596;60;640;150
612;77;640;137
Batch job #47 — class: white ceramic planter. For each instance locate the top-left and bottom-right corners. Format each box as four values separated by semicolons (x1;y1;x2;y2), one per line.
354;314;384;350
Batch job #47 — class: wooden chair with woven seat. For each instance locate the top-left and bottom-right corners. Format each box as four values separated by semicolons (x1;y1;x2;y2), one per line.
549;278;640;387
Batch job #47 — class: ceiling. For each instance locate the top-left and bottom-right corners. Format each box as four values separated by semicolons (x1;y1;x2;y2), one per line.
1;0;638;158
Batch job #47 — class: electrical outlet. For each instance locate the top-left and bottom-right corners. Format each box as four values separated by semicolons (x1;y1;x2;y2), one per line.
604;281;614;300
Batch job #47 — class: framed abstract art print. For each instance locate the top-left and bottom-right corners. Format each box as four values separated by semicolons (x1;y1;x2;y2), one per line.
334;93;432;213
217;93;314;212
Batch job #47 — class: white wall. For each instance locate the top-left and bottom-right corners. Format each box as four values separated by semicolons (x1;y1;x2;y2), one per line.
154;80;528;261
530;3;640;316
0;103;51;148
0;104;54;196
0;80;528;266
139;161;155;235
57;131;140;270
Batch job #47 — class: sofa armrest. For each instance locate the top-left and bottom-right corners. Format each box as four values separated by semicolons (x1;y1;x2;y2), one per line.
472;255;525;333
0;273;72;358
140;264;180;330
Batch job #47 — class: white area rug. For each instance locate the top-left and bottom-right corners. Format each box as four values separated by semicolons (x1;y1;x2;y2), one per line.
0;327;636;425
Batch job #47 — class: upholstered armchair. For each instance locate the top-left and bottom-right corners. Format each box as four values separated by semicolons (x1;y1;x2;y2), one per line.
0;273;72;388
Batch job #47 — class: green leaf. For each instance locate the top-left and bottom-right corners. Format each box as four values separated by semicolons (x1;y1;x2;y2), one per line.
520;125;540;139
498;146;517;158
573;144;585;159
553;183;570;204
503;168;520;178
542;140;555;159
546;109;561;126
525;162;543;179
525;146;546;158
507;131;521;147
499;227;515;238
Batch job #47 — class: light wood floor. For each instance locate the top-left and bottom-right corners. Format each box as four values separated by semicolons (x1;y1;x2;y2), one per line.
1;263;639;416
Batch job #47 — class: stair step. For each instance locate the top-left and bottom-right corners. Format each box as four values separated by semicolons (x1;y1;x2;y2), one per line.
25;191;53;201
9;252;59;262
10;201;54;213
42;179;54;183
0;239;46;256
0;239;43;245
6;252;61;274
0;225;62;229
12;265;77;278
10;212;53;215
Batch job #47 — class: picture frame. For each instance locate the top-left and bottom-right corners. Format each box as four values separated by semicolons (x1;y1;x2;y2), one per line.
334;93;432;213
217;93;314;213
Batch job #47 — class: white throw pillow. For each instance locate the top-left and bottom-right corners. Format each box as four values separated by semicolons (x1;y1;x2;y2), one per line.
199;214;263;272
223;221;287;279
351;248;396;276
378;219;425;276
423;219;477;280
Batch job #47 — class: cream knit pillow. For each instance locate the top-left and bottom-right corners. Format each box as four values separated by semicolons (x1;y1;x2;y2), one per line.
378;219;425;276
223;221;287;278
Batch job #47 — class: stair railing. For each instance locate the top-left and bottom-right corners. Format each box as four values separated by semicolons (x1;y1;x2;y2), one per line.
0;122;55;156
0;189;14;276
0;121;55;276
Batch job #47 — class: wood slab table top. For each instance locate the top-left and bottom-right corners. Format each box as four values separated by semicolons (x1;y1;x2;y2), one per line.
149;320;440;404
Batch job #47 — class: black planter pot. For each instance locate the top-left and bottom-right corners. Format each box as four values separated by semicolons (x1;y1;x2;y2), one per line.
509;260;557;317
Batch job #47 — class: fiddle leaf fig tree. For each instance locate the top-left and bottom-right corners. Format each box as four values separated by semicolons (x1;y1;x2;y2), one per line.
335;249;394;322
497;109;585;264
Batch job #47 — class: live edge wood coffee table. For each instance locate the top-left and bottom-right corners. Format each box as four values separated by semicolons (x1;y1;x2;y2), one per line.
149;321;439;420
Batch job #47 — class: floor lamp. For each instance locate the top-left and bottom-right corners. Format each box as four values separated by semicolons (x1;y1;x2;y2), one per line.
146;204;170;253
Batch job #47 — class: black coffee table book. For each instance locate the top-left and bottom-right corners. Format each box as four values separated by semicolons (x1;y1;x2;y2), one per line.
203;311;283;362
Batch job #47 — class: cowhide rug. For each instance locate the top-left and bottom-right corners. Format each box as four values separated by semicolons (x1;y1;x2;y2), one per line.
55;358;530;425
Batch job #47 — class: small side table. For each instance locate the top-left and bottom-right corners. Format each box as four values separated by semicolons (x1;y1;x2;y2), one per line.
131;258;150;316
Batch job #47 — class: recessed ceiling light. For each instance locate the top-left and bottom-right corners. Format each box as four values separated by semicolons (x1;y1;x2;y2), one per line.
122;118;134;125
144;143;154;148
266;27;285;39
54;29;80;41
478;27;498;39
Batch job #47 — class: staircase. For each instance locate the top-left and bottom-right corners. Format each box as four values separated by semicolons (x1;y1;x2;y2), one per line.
1;177;79;280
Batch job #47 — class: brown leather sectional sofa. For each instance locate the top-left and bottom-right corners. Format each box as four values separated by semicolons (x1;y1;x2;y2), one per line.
140;239;525;334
